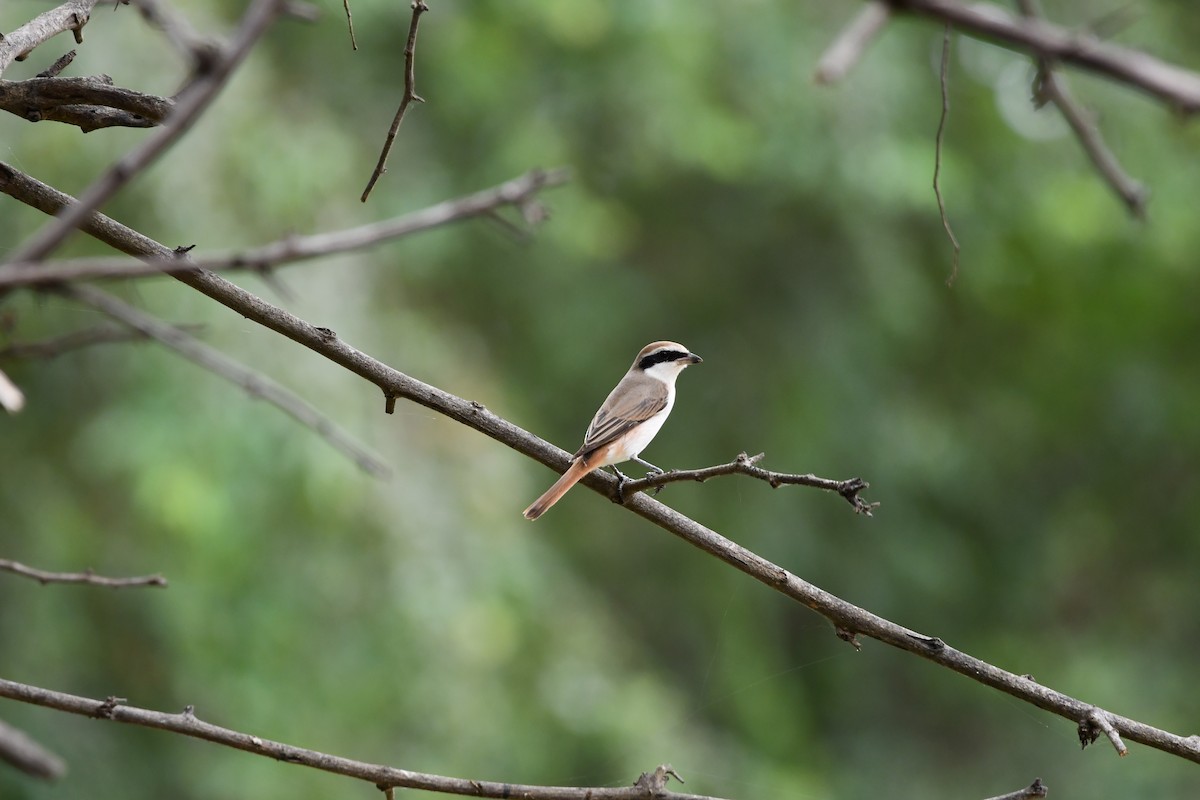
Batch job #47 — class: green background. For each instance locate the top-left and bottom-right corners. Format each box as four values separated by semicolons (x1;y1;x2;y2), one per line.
3;1;1199;797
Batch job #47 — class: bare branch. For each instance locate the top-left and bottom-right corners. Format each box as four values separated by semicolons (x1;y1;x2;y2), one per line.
35;49;76;78
361;0;430;202
0;558;166;588
56;283;392;479
0;323;205;360
0;367;25;412
0;0;100;78
0;75;172;131
0;679;725;800
814;2;892;84
934;23;960;285
127;0;221;70
982;778;1048;800
4;0;314;265
619;452;876;515
342;0;357;50
1015;0;1148;218
887;0;1200;112
0;167;570;289
4;167;1200;767
0;718;66;780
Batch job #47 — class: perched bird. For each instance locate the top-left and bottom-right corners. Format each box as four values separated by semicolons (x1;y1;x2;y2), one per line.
523;341;702;520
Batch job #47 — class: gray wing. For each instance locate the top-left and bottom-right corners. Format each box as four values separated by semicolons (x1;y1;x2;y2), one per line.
575;373;669;458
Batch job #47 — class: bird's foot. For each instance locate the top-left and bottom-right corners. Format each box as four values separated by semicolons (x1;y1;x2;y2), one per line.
611;466;631;504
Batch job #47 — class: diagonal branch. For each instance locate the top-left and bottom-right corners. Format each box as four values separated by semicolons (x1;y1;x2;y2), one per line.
620;452;876;515
4;0;317;265
361;0;429;202
0;167;570;289
0;558;166;588
814;2;892;84
1015;0;1147;218
0;368;25;412
3;165;1200;767
0;718;66;780
55;282;391;478
0;679;720;800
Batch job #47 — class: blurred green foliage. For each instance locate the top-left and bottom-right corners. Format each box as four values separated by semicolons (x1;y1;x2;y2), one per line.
2;1;1200;797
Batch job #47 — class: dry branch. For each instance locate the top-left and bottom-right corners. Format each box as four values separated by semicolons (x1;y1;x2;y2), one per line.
814;2;892;84
0;324;204;360
361;0;430;202
5;0;316;265
56;282;391;478
886;0;1200;112
1015;0;1147;217
3;163;1198;768
0;0;100;77
0;558;166;588
0;718;66;780
0;167;569;289
0;75;172;131
0;679;723;800
620;452;875;515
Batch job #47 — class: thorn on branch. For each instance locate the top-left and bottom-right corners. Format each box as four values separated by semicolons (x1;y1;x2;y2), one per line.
384;392;398;415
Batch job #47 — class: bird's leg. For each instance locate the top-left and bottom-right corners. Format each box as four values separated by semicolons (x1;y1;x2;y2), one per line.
610;465;631;504
632;457;666;496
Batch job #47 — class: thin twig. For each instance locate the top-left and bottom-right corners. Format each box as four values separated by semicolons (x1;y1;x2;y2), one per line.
934;23;960;286
982;778;1048;800
813;2;892;84
0;323;203;359
1015;0;1147;218
0;679;724;800
34;49;76;78
5;165;1200;768
3;0;313;265
342;0;357;50
619;452;876;515
1079;708;1129;756
361;0;429;203
0;558;166;588
57;283;392;478
0;718;66;780
0;168;570;289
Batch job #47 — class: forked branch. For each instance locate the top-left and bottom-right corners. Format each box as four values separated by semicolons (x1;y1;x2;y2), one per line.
621;452;875;515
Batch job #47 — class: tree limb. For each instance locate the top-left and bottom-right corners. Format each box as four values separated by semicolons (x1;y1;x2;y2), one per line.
0;324;205;360
3;163;1199;767
620;452;875;515
0;167;570;289
1014;0;1147;218
0;558;166;588
0;717;66;780
885;0;1200;112
0;679;722;800
0;75;172;131
814;2;892;84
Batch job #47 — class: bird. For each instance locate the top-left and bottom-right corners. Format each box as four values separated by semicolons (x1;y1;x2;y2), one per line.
523;341;702;520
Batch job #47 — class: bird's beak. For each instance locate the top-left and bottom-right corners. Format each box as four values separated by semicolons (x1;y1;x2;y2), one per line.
687;353;703;364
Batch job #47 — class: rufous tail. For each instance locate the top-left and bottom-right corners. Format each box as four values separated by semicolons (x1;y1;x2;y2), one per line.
523;458;591;520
